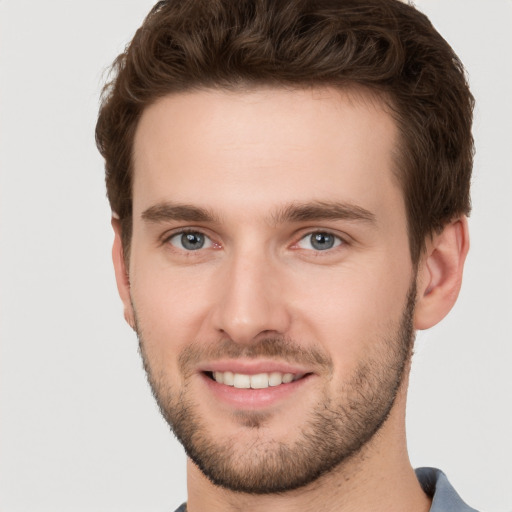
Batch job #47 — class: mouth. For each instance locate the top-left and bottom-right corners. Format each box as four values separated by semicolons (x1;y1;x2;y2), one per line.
205;370;308;389
198;360;316;409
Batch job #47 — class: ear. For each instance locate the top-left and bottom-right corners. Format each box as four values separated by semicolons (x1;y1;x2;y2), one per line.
414;217;470;330
112;218;136;330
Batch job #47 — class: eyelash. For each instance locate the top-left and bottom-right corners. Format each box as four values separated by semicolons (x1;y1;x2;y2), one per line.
294;231;345;252
162;228;347;254
163;229;216;251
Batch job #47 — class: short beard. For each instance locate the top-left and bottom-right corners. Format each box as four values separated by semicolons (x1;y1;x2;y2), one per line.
136;281;416;495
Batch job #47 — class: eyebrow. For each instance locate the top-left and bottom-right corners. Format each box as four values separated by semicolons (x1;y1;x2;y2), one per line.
141;200;376;226
270;201;376;225
141;202;219;224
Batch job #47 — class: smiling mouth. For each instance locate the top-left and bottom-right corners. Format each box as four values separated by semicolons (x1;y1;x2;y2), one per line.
205;371;308;389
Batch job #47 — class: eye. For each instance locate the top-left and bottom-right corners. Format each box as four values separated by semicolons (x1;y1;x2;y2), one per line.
297;232;342;251
168;231;213;251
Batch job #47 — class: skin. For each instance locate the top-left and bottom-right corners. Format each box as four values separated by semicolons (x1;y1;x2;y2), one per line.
112;87;469;512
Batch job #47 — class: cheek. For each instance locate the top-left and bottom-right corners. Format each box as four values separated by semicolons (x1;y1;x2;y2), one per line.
290;257;412;370
129;259;216;371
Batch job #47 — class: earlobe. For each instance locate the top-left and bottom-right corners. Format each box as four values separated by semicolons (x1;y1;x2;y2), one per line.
414;217;470;330
111;218;136;330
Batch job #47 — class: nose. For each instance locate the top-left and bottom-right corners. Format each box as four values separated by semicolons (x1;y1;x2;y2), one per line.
211;250;291;345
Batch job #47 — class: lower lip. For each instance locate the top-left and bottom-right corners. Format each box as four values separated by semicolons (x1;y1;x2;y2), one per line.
200;373;314;410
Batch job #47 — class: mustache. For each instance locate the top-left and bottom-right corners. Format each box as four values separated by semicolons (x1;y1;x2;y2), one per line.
177;337;333;376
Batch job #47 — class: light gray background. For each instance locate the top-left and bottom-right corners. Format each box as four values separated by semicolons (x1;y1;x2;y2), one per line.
0;1;510;511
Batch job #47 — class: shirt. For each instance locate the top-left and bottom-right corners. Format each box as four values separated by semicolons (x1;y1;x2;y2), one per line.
173;466;479;511
415;467;479;512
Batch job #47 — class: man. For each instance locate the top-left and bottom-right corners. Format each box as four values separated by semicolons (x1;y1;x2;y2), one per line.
96;0;476;510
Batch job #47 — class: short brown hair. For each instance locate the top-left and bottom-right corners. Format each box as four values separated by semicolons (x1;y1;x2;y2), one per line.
96;0;474;263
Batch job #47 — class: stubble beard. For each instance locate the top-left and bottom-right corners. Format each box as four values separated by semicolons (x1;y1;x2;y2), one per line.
135;281;416;494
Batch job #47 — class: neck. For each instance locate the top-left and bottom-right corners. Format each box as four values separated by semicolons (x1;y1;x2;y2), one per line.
185;380;431;512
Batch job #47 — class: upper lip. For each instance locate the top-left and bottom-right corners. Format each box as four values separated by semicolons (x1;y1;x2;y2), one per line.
198;359;313;376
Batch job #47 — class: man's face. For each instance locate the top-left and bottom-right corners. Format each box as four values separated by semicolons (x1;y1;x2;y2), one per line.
122;87;417;493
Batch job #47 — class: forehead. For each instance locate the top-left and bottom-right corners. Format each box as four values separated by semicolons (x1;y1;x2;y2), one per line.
132;86;403;224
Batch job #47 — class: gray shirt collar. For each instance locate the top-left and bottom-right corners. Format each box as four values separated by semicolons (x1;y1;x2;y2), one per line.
416;467;479;512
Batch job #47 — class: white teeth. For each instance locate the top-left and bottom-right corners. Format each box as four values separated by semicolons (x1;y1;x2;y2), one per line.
223;371;234;386
268;372;283;387
282;373;294;384
211;371;303;388
250;373;269;389
233;373;251;388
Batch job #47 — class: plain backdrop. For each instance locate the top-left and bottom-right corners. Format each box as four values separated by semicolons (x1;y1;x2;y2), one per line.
0;1;511;511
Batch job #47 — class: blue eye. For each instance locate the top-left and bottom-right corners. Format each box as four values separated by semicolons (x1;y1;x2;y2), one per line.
297;232;342;251
168;231;212;251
